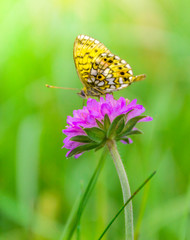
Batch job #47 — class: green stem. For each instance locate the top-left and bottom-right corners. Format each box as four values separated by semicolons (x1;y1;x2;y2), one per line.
106;139;134;240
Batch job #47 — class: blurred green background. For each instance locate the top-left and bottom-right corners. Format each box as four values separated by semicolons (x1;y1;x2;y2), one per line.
1;0;190;239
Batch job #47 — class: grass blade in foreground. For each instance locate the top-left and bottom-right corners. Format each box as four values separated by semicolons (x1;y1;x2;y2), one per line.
61;148;108;240
98;171;156;240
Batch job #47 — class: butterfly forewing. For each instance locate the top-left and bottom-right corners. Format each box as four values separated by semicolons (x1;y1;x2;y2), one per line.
73;35;110;86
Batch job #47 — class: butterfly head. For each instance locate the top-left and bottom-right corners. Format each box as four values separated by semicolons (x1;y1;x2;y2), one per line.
77;88;88;99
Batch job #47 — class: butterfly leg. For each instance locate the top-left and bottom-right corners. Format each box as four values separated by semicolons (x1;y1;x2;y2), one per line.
93;87;105;97
82;98;88;106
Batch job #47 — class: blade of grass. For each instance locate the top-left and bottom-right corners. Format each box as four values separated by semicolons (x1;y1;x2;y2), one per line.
76;220;81;240
179;182;190;240
77;148;108;219
98;171;156;240
61;148;108;240
134;182;150;240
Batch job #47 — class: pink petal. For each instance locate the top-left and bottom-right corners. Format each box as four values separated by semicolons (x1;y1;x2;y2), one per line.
120;138;133;144
127;105;145;121
101;103;112;116
139;116;153;122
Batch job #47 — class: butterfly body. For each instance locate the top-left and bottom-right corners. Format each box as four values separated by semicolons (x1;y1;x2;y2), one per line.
73;34;146;98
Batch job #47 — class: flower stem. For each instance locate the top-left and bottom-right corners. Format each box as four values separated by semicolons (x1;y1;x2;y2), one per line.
106;139;134;240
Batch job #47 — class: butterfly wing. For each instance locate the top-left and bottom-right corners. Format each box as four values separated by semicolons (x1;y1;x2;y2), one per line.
73;35;111;87
73;34;146;97
89;53;134;93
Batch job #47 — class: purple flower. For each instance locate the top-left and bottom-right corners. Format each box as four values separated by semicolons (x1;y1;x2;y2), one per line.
63;95;152;158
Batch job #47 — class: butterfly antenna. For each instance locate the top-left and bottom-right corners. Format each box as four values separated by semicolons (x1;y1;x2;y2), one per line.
46;84;80;91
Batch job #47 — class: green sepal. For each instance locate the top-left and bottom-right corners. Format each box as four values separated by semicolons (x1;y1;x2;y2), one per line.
95;139;107;151
70;135;93;143
115;129;143;142
107;114;125;138
104;114;111;131
84;127;106;143
123;109;133;122
96;119;104;129
116;118;125;135
118;116;146;138
125;129;143;136
67;142;99;158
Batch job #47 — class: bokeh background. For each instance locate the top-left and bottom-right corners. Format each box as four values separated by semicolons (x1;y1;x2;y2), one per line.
1;0;190;239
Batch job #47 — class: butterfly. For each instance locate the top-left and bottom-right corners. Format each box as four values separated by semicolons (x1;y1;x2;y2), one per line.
46;34;146;98
73;34;146;98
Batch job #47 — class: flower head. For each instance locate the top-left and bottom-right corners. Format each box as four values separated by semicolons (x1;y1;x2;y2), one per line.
63;95;152;158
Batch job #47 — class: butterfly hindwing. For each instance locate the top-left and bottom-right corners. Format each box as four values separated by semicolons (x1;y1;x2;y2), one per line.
87;53;134;93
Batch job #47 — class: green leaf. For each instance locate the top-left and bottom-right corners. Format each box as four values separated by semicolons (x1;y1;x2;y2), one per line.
104;114;111;131
107;114;125;138
96;119;104;129
119;116;146;137
70;135;93;143
84;127;106;143
67;142;99;158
